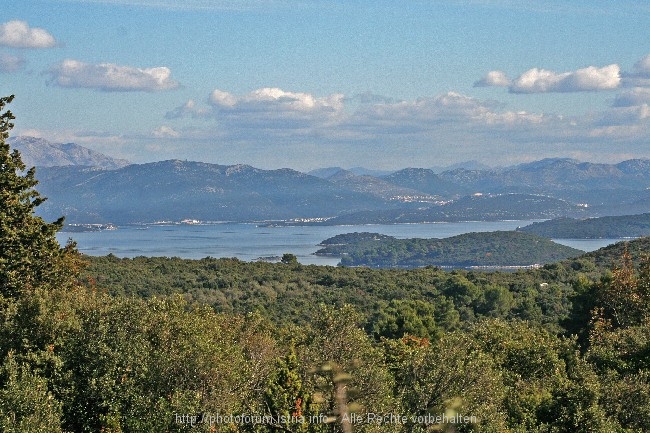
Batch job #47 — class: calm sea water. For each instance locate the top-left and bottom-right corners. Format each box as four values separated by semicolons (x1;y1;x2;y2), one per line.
56;221;626;265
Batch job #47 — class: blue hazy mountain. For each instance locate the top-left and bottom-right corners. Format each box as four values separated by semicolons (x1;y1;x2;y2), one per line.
8;136;130;169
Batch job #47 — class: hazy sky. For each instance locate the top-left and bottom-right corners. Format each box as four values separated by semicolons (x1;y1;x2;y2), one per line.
2;0;650;170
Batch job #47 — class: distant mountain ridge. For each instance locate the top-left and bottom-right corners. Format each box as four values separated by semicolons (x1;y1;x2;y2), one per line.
8;136;649;225
439;158;650;192
34;160;392;224
7;136;130;169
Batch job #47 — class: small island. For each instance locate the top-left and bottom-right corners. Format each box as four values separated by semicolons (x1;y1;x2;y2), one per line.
315;231;584;269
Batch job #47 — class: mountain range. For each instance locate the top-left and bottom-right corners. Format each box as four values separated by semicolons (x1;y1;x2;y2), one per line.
12;136;650;225
8;136;130;169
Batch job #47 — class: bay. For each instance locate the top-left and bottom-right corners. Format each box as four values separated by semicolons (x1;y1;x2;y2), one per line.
56;220;626;266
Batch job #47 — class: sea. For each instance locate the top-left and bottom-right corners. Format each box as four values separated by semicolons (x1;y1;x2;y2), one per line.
56;220;628;266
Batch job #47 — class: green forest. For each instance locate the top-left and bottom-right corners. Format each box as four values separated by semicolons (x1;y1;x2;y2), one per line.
314;231;584;268
517;214;650;239
2;94;650;433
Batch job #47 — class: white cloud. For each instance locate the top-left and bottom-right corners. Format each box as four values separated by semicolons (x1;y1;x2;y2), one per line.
168;87;345;135
208;87;345;113
171;89;562;144
510;64;620;93
26;83;648;169
351;91;547;131
152;125;180;138
0;20;56;49
209;89;237;107
483;56;650;92
0;52;25;72
474;70;511;87
47;59;180;92
156;85;650;169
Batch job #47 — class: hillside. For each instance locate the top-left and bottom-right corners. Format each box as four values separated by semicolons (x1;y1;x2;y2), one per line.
439;158;650;192
381;167;467;197
34;160;391;224
315;231;584;268
325;169;435;201
7;136;130;169
517;213;650;239
313;193;587;225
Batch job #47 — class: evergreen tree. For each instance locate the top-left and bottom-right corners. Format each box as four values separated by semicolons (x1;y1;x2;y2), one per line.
0;95;79;298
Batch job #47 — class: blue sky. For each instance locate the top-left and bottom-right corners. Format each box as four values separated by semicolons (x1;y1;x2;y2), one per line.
1;0;650;170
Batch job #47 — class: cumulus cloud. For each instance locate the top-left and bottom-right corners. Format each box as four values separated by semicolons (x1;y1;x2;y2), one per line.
0;20;56;48
0;52;25;72
207;87;344;113
160;85;649;168
474;70;511;87
510;64;620;93
352;91;546;130
167;87;345;135
169;88;563;146
152;125;180;138
47;59;180;92
209;89;238;107
483;55;650;92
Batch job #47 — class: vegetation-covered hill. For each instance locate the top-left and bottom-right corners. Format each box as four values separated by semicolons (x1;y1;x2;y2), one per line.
72;237;650;432
314;231;584;268
517;213;650;238
307;193;587;226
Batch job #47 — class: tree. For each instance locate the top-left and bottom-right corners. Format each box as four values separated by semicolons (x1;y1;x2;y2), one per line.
0;95;79;298
281;253;299;265
0;352;63;433
593;248;650;329
0;95;83;431
366;299;439;341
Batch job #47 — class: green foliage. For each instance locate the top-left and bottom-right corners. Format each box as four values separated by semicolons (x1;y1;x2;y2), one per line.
594;250;650;328
302;304;400;433
0;95;80;298
281;253;299;265
81;254;577;334
263;347;311;432
0;353;63;433
366;299;439;341
518;214;650;239
385;331;508;432
317;231;584;269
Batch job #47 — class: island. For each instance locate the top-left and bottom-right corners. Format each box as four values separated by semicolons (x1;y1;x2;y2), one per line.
315;231;584;269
